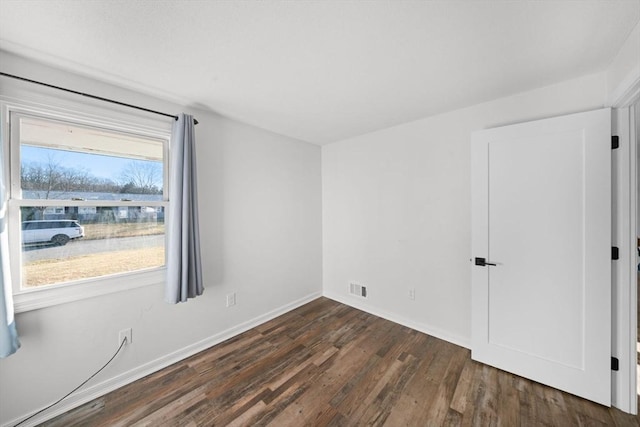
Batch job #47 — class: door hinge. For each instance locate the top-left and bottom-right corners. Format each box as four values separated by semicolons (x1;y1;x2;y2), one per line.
612;135;619;149
612;247;619;260
611;357;619;371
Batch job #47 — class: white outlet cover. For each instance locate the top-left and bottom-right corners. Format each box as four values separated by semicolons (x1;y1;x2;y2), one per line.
119;328;132;346
226;293;236;307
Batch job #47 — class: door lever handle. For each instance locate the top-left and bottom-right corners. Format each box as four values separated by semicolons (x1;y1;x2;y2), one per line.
475;257;497;267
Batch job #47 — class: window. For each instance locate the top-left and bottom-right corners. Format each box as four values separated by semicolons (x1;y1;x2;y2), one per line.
4;105;171;311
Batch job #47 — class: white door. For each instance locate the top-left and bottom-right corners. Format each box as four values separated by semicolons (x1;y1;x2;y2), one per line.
471;108;612;406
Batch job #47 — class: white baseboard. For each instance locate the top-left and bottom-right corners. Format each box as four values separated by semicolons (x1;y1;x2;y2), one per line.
323;290;471;350
6;291;322;427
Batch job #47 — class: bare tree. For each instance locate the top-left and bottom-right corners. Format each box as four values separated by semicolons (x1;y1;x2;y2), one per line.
21;155;120;198
21;156;68;199
119;160;162;194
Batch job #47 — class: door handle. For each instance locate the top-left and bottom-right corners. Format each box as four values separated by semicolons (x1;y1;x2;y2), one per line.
475;257;497;267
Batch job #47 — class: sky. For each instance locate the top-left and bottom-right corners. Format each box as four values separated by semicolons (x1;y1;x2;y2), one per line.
21;145;163;187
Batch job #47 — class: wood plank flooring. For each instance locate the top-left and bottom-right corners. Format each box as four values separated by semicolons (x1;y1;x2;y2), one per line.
43;297;639;426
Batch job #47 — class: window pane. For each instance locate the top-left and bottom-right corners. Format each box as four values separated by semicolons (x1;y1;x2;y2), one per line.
20;116;165;201
20;206;165;288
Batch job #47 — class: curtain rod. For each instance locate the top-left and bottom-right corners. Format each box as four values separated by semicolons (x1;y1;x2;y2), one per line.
0;72;198;125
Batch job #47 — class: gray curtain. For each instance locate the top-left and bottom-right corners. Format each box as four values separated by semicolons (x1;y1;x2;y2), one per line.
0;133;20;357
166;114;204;303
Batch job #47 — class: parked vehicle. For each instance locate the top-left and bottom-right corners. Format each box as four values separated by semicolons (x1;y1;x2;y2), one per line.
22;220;85;246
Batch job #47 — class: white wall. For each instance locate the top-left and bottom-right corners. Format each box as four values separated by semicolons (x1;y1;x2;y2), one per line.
0;52;323;426
322;72;607;347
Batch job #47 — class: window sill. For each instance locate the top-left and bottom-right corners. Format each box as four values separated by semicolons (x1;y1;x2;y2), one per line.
13;268;165;313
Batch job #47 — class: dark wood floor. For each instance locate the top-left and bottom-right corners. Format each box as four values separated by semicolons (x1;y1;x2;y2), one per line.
43;297;639;426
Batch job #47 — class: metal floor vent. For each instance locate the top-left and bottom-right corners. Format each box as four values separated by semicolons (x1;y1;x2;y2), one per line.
349;282;367;298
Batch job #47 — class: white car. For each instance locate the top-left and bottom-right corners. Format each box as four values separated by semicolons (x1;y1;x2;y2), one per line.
22;220;85;246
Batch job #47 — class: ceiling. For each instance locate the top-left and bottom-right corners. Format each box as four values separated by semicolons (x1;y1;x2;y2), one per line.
0;1;638;145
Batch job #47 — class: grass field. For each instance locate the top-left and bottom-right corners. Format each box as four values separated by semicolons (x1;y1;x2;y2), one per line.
82;222;165;240
22;222;165;288
23;246;165;287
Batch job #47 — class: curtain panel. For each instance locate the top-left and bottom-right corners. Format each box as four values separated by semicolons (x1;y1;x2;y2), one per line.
166;114;204;303
0;131;20;357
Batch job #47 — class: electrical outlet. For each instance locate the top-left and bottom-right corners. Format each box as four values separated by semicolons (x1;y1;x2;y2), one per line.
119;328;132;346
408;288;415;300
226;292;236;307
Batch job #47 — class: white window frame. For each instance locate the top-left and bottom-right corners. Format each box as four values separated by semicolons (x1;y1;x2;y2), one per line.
1;96;172;313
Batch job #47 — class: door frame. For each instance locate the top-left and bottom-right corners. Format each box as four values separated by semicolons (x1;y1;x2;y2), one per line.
610;65;640;414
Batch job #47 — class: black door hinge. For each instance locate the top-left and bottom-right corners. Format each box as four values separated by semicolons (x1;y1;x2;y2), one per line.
612;135;619;149
612;247;619;260
611;357;619;371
